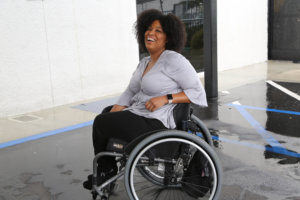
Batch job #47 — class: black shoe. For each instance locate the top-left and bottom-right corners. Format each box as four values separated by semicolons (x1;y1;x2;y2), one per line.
83;174;105;190
83;174;93;190
83;169;117;191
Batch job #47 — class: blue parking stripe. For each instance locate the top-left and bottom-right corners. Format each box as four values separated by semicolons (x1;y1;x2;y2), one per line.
227;104;300;116
232;104;285;148
195;133;300;158
213;135;300;158
0;120;93;149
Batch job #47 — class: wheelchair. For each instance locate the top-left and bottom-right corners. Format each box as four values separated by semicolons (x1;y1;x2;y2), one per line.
89;104;222;200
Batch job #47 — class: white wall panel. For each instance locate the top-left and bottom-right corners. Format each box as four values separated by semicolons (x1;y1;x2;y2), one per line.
73;0;139;99
43;0;83;106
0;1;53;116
0;0;139;117
217;0;268;71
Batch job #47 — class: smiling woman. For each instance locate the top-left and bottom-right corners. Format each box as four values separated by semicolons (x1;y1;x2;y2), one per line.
83;9;207;193
144;20;167;59
136;9;186;54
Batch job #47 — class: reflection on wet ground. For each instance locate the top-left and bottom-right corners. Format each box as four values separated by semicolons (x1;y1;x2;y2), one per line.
193;80;300;199
265;81;300;137
0;81;300;200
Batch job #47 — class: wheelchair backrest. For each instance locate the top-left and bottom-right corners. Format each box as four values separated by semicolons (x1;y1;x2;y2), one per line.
173;103;191;130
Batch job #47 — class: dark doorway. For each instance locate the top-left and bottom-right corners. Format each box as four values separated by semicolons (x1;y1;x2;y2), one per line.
269;0;300;61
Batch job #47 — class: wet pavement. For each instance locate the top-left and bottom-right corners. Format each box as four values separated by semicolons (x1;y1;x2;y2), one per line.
0;80;300;200
196;80;300;200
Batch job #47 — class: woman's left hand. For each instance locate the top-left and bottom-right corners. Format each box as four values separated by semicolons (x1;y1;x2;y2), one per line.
145;96;168;112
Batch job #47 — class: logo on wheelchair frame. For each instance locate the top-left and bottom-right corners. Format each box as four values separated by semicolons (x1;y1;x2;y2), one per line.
113;143;124;149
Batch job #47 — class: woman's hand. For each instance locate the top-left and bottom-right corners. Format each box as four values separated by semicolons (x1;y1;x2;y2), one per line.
110;104;127;112
145;96;168;112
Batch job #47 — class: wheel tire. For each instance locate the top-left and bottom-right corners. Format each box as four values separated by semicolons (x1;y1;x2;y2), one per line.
124;130;222;200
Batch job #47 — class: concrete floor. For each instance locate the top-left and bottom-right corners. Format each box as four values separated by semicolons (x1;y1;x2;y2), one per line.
0;60;299;200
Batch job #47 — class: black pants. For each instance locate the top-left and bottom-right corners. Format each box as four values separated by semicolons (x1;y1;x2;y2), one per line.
92;110;167;172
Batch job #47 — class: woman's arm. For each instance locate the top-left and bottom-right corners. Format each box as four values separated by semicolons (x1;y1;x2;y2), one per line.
171;91;191;104
145;53;207;112
145;91;190;112
163;54;207;107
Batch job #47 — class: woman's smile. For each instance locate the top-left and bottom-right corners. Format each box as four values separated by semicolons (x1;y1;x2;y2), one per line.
144;20;167;53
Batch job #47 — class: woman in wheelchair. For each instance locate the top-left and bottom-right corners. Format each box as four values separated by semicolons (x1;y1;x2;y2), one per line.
83;9;222;200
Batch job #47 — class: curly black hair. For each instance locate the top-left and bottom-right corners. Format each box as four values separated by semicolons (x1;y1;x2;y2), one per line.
135;9;187;53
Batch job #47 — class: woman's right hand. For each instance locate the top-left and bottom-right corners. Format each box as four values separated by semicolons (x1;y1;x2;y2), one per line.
110;104;127;112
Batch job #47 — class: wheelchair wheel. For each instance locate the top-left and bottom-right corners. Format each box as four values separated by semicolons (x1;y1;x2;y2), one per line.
124;130;222;200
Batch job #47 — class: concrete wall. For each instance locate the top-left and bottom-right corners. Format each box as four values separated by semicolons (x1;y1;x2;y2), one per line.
0;0;139;117
217;0;268;71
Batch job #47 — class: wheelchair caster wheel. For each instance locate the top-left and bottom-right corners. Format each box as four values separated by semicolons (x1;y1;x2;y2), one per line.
100;196;108;200
92;191;98;200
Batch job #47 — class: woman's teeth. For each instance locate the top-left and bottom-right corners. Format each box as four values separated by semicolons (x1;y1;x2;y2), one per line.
148;37;155;42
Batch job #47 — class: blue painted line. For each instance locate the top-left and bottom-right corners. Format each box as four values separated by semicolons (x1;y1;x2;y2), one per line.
233;104;284;148
195;133;300;158
0;120;93;149
227;104;300;116
214;135;300;158
225;103;300;157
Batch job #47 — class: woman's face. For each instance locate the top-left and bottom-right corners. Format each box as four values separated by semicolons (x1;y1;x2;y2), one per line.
144;20;167;54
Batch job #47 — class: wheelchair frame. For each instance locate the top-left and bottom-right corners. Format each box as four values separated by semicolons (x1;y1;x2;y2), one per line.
90;106;222;200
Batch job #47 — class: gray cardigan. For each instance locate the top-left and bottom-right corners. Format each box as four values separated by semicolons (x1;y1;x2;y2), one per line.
117;50;207;128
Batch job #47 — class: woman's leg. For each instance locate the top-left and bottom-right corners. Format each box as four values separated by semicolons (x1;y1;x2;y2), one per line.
93;110;165;154
88;110;166;187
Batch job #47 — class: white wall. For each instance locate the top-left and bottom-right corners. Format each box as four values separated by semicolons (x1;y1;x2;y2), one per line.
217;0;268;71
0;0;139;117
0;0;269;117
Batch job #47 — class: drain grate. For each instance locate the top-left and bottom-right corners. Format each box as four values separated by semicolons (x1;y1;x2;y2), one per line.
9;115;42;123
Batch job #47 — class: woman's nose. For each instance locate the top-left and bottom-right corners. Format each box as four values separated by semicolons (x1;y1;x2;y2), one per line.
148;29;155;35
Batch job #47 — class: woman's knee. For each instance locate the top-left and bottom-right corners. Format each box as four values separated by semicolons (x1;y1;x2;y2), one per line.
93;112;115;133
93;114;106;130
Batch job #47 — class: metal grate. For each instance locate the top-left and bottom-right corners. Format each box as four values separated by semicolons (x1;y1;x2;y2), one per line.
9;115;42;123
